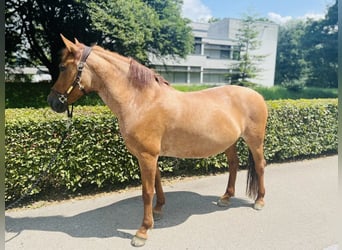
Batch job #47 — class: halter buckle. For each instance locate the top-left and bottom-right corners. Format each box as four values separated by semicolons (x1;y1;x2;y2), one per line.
58;94;68;104
78;83;85;90
77;62;85;71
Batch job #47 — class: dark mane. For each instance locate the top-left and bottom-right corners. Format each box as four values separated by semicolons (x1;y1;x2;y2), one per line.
128;59;169;87
154;74;170;86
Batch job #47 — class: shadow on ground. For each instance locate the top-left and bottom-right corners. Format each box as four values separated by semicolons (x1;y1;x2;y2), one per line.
6;191;253;241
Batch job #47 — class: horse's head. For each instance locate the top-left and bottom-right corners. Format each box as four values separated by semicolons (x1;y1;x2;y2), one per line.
47;34;92;113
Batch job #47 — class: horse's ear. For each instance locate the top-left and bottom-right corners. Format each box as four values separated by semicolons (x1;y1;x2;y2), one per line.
60;34;78;55
74;38;80;45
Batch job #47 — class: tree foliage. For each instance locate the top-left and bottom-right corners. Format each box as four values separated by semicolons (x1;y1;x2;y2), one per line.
275;0;337;88
5;0;193;81
302;0;338;87
87;0;193;64
142;0;193;60
87;0;158;62
227;15;267;85
5;0;96;80
275;20;308;85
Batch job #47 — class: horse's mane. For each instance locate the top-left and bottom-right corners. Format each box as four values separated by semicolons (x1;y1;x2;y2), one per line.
64;44;169;88
128;59;169;88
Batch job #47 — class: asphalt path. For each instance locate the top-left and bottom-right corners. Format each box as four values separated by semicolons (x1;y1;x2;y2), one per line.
5;156;338;250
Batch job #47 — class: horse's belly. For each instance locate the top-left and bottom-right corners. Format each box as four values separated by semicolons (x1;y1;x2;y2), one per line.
160;130;237;158
160;147;225;158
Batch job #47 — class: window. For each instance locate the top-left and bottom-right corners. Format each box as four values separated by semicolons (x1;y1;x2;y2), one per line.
232;46;241;60
232;50;240;60
154;66;188;83
203;69;229;83
194;37;202;55
220;50;230;59
204;44;232;59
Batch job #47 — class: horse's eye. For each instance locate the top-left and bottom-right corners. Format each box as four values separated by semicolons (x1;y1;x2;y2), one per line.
59;65;66;72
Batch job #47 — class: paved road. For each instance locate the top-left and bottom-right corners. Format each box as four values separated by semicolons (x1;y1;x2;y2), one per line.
5;156;338;250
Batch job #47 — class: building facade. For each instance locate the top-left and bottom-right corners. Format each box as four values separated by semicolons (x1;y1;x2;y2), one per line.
150;18;278;87
5;66;52;82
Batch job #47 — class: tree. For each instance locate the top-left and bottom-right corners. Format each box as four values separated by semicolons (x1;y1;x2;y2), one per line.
142;0;193;61
275;20;309;85
87;0;193;64
227;15;267;85
274;0;338;88
5;0;96;81
87;0;159;63
302;0;338;88
5;0;193;81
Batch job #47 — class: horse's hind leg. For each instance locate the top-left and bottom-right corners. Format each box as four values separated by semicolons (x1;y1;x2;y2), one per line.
218;143;239;207
244;135;266;210
153;166;165;220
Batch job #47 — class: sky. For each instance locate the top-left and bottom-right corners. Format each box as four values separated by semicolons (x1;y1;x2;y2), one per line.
181;0;335;24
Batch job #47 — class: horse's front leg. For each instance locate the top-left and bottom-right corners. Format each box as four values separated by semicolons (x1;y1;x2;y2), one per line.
153;166;165;221
218;143;239;207
131;154;158;247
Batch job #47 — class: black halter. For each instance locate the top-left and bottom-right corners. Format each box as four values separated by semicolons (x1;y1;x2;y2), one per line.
53;45;92;104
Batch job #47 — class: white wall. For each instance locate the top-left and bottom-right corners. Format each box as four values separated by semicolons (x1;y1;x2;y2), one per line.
150;19;278;87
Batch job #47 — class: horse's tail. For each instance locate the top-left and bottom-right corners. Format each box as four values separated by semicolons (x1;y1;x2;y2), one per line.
246;149;258;199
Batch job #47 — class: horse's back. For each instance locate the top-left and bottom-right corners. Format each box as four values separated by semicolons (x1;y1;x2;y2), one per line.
199;85;265;107
178;85;267;126
158;85;267;158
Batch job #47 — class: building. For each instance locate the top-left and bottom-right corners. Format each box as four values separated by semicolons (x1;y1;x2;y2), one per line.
150;18;278;87
5;66;52;82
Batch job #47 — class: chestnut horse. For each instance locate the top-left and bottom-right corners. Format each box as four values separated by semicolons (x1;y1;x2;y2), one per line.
48;35;268;247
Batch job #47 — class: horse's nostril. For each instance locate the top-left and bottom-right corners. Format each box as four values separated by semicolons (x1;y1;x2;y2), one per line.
47;92;68;113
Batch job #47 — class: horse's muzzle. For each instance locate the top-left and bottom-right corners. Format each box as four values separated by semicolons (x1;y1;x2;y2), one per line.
47;91;68;113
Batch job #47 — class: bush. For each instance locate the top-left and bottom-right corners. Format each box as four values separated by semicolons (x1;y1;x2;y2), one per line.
254;86;338;100
265;99;337;160
281;79;306;91
5;99;338;203
5;82;104;108
5;82;338;108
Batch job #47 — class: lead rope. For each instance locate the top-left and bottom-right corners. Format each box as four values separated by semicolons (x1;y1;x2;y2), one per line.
5;105;74;210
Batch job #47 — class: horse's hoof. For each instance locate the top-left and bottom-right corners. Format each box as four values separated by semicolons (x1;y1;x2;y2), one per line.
131;235;147;247
217;198;230;207
254;201;264;210
153;210;163;221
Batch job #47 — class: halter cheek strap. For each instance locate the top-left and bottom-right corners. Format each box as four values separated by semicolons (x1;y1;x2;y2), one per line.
54;45;92;104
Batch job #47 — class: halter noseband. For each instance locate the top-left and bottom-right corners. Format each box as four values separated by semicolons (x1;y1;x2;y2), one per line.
53;45;92;104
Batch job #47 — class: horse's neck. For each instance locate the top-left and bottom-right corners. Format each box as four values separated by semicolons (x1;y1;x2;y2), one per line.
89;51;132;115
96;78;135;117
90;49;162;125
98;80;163;140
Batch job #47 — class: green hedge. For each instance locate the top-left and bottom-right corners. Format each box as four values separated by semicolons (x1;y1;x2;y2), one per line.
5;99;338;202
5;82;338;108
5;82;104;108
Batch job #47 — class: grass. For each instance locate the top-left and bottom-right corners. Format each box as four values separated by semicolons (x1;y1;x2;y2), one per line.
253;86;338;100
173;84;338;100
173;84;216;92
5;82;338;109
